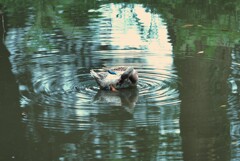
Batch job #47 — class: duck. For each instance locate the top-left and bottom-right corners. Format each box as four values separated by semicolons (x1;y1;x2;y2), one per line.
90;66;138;91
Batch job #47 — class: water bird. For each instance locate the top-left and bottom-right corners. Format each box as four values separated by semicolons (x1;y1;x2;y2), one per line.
90;66;138;91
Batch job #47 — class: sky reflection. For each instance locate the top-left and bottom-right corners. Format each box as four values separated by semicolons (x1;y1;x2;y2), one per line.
100;3;173;53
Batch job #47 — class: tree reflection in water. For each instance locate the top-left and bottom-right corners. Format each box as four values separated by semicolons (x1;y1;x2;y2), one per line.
0;8;26;160
1;0;240;160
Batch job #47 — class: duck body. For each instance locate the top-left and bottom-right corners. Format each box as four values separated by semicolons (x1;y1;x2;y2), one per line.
90;66;138;90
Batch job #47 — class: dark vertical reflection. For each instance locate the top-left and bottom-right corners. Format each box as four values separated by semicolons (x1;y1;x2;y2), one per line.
0;7;26;160
175;47;231;161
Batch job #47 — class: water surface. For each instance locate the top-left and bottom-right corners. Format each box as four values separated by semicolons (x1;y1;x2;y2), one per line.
1;1;240;161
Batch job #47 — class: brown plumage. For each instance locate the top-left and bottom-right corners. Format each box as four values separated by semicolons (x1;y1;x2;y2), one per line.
90;66;138;91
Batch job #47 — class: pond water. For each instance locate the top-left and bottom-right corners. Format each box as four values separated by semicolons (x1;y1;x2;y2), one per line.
1;1;240;161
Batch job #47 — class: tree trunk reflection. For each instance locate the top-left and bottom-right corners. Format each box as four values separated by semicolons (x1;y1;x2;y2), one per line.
0;8;26;160
175;46;231;161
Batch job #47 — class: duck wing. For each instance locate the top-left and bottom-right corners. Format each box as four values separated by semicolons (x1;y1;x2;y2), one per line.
90;70;109;87
90;70;107;79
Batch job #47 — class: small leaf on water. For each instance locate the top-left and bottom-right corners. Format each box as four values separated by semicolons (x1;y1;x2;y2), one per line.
197;51;204;54
220;105;227;108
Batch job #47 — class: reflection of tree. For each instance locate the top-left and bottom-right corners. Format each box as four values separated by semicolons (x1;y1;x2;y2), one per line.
175;46;231;160
2;0;240;160
0;8;26;160
159;1;239;159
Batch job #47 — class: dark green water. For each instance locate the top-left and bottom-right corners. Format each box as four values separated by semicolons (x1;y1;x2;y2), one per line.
0;0;240;160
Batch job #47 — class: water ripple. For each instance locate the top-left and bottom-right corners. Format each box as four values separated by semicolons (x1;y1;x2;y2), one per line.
137;67;180;106
20;65;180;109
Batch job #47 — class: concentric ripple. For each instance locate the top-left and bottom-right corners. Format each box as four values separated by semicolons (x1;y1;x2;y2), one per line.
18;63;181;133
20;67;99;107
20;65;180;109
137;67;180;106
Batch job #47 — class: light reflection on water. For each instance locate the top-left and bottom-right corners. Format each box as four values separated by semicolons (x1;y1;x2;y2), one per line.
9;4;180;115
228;46;240;160
7;3;181;160
2;1;240;161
